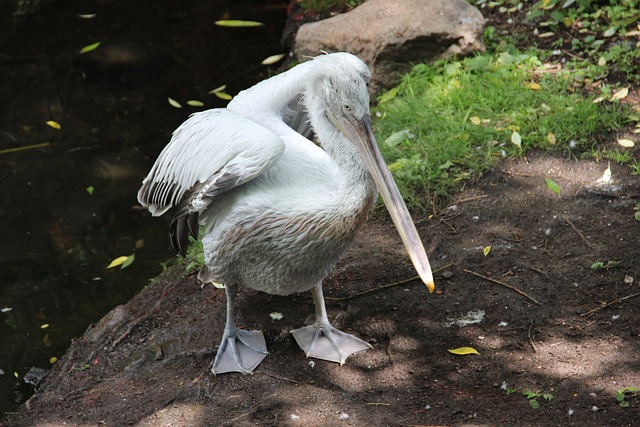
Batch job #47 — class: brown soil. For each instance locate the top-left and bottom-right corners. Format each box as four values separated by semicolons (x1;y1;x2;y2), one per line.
7;151;640;427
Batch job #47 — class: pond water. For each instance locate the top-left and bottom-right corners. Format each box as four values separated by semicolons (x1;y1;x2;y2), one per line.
0;0;287;415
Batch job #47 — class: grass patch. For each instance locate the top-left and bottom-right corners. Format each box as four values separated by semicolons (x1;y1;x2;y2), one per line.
373;50;628;210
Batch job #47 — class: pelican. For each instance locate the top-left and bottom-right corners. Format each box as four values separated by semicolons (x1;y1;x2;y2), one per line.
137;52;434;374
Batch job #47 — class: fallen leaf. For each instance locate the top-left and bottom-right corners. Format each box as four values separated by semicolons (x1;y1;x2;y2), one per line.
107;256;129;269
40;324;50;329
208;84;226;94
186;100;204;107
617;138;634;148
546;132;556;144
269;312;283;320
603;27;617;37
470;116;482;125
511;131;522;148
214;20;264;28
545;177;561;197
527;82;542;90
79;41;101;54
448;346;480;355
167;97;182;108
86;185;94;195
120;254;135;269
211;282;226;289
611;87;629;101
483;246;491;256
213;91;233;101
46;120;61;130
49;356;57;364
261;53;285;65
598;162;612;183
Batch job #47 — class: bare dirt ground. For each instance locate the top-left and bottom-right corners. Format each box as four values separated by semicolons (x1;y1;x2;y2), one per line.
6;150;640;426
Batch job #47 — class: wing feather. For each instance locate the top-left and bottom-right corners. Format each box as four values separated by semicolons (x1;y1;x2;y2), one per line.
138;108;285;216
137;109;285;255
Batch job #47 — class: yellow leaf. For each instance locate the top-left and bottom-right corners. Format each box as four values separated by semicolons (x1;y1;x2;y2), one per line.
470;116;482;125
261;53;286;65
49;356;58;364
107;256;129;269
511;131;522;148
135;238;144;249
167;97;182;108
617;138;635;148
208;84;226;94
214;20;264;28
611;87;629;101
546;132;556;144
79;41;101;54
40;323;50;329
448;346;480;356
527;82;542;90
483;246;491;256
214;91;233;101
186;100;204;107
46;120;61;130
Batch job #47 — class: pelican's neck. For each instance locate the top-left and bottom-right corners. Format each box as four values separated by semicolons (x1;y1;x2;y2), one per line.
317;120;377;210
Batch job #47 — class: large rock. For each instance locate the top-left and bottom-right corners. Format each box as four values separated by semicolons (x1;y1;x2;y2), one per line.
294;0;486;94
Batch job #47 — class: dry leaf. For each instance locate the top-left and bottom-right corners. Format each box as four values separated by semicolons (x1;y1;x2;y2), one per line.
208;84;226;94
46;120;61;130
186;100;204;107
511;131;522;148
107;256;129;269
546;132;556;144
214;91;233;101
470;116;482;125
214;20;264;27
40;324;50;329
261;53;285;65
617;138;635;148
448;347;480;355
167;97;182;108
527;82;542;90
269;312;283;320
483;246;491;256
611;87;629;101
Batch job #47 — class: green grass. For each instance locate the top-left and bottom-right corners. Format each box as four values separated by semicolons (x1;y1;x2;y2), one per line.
373;50;628;210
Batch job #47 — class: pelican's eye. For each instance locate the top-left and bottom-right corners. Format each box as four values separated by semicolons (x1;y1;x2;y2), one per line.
343;103;351;112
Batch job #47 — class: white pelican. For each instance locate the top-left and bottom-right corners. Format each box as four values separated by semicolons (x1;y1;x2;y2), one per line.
138;52;434;374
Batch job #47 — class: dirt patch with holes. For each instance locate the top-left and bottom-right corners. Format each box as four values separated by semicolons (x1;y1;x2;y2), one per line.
8;151;640;427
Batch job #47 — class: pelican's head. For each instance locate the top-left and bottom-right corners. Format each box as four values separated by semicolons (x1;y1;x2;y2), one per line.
306;53;435;293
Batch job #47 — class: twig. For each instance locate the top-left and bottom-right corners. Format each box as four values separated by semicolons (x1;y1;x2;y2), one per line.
455;194;489;204
528;318;537;353
223;392;279;426
525;264;549;277
0;142;50;155
580;292;640;318
325;264;454;301
463;269;540;305
565;218;596;250
500;170;534;177
260;372;299;384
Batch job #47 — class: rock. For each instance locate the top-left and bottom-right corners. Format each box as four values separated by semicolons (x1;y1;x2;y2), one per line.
294;0;486;93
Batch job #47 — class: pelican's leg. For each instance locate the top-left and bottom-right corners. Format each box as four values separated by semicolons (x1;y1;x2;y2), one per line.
291;283;372;365
212;283;268;375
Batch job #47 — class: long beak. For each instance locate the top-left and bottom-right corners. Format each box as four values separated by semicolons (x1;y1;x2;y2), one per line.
331;112;435;292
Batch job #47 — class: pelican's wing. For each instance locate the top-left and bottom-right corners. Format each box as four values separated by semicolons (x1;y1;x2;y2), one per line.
138;108;285;255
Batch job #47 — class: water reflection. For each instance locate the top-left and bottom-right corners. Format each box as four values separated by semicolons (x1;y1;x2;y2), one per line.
0;0;286;415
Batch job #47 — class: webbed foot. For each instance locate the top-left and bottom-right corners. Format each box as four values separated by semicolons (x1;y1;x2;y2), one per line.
212;329;268;374
291;322;371;365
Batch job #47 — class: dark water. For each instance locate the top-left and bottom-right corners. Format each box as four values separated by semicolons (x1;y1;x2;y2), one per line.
0;0;286;416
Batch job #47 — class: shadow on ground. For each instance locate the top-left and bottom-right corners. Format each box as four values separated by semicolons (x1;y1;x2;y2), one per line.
7;151;640;427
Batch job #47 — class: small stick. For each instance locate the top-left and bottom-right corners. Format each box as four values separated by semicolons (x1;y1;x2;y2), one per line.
325;264;454;301
260;372;299;384
528;318;537;353
463;269;540;305
500;170;534;177
455;194;489;204
565;218;596;250
580;292;640;318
